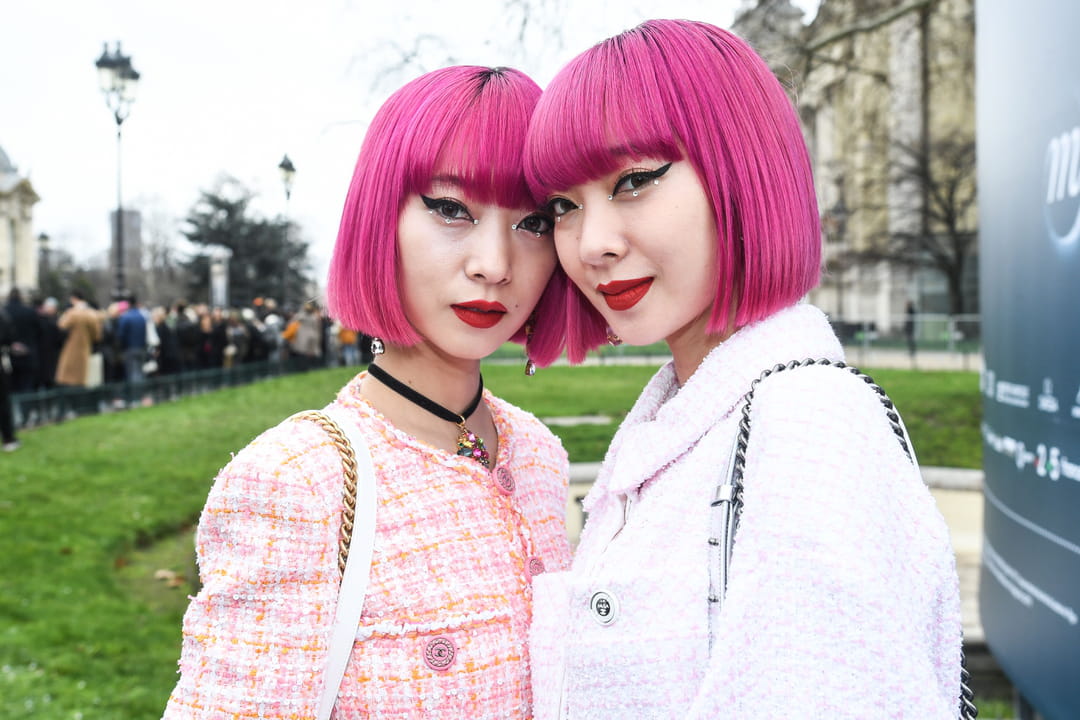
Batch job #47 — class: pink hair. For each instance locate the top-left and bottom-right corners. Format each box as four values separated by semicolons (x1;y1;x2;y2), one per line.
525;19;821;363
327;66;566;366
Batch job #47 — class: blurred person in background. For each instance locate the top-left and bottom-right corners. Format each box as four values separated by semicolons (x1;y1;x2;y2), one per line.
56;291;102;387
0;304;19;451
4;289;39;393
36;297;62;390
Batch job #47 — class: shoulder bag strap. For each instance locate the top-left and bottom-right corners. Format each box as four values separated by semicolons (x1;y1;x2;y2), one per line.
296;406;378;720
707;358;976;719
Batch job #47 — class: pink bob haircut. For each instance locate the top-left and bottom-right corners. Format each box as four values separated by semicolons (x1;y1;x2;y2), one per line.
525;19;821;363
327;65;567;366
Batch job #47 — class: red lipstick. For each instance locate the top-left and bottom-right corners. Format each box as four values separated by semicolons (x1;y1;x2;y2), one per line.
452;300;507;329
597;277;653;311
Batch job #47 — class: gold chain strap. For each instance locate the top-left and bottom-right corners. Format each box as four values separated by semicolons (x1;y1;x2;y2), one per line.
296;411;359;575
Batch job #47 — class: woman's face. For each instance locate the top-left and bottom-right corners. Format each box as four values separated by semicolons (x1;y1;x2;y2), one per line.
397;180;557;360
547;159;719;346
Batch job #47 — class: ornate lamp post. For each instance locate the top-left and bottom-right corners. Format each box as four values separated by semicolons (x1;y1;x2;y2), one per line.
95;42;140;300
278;154;296;209
37;232;50;283
277;154;296;306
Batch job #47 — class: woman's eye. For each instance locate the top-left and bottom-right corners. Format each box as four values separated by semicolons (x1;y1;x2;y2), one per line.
513;213;555;236
611;162;673;197
420;195;475;223
546;197;580;218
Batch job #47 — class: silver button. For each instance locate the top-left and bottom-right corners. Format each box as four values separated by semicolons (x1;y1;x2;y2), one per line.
589;590;618;625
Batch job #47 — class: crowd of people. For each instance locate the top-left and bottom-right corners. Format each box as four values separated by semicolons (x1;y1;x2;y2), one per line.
0;289;373;450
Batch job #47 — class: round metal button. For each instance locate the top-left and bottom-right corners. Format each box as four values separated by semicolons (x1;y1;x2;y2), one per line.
589;590;618;625
527;556;545;577
493;466;515;495
423;636;456;671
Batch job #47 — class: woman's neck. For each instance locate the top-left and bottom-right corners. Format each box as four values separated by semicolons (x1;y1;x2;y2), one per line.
666;309;736;386
363;343;482;416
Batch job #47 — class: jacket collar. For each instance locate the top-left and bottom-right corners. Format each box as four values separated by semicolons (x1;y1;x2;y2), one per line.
586;304;843;507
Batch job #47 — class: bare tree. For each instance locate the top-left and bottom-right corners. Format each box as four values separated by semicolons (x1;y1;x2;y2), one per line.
858;137;977;314
135;197;193;307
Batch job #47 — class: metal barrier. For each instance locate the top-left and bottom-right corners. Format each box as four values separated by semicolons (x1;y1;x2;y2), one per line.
10;358;311;430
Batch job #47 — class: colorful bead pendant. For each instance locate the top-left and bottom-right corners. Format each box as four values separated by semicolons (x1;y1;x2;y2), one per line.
456;424;490;468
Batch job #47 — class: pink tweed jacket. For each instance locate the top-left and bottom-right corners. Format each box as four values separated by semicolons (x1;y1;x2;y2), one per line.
530;304;963;719
163;372;571;719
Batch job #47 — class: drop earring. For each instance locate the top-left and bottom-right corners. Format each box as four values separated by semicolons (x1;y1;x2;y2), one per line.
370;337;385;356
524;318;537;376
606;328;622;347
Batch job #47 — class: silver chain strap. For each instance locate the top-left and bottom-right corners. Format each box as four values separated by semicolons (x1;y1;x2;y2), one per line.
707;358;977;719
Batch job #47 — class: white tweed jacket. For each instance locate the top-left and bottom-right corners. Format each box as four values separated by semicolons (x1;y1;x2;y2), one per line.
530;304;963;719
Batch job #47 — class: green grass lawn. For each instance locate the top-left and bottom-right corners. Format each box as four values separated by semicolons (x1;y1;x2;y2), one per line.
0;364;980;718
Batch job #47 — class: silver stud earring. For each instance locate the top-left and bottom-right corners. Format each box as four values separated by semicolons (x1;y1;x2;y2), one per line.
370;337;385;356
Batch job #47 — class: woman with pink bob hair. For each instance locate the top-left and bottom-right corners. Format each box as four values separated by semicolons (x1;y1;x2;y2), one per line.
525;20;968;719
165;66;571;719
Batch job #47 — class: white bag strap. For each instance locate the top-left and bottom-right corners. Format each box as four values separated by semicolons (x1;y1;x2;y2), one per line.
308;405;378;720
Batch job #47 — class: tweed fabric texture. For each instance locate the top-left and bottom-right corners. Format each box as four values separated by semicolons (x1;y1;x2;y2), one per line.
164;372;571;719
530;304;963;719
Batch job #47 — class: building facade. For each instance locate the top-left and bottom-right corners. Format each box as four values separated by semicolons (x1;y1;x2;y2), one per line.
735;0;977;333
0;145;41;297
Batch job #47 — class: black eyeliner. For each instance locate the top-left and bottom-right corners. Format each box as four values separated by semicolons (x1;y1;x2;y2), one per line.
611;162;674;195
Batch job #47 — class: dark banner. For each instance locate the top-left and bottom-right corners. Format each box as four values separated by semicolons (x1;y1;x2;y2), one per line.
977;1;1080;717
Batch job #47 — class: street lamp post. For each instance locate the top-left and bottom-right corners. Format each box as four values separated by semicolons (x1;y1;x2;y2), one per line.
95;42;140;301
277;154;296;307
37;232;50;285
278;154;296;209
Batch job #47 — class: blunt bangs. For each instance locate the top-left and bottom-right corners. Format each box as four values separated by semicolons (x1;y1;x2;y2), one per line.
526;20;822;362
327;67;543;345
525;43;682;201
408;70;539;211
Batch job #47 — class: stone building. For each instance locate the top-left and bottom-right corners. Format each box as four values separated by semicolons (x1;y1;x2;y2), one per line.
0;145;41;297
735;0;977;333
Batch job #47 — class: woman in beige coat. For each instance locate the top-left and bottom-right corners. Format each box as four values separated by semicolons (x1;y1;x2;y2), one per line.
56;292;103;386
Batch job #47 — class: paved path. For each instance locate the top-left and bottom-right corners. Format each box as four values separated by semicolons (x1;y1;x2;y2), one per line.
509;345;983;371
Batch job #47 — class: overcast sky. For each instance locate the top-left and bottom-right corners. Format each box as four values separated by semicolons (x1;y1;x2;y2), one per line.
1;0;819;289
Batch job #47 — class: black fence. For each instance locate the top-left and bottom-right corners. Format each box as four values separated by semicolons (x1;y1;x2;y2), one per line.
10;358;313;430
